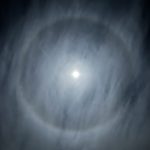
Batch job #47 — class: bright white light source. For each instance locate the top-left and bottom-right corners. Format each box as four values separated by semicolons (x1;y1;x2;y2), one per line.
71;70;80;79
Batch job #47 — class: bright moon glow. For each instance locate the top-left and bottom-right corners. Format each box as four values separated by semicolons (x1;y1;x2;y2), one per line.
71;70;80;79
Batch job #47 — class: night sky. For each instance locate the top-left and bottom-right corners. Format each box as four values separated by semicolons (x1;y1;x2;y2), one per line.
0;0;150;150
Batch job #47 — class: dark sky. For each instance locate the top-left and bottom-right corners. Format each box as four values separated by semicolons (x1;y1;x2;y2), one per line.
0;0;150;150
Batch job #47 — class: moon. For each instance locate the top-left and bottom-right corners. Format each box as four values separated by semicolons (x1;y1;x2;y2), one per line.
71;70;80;79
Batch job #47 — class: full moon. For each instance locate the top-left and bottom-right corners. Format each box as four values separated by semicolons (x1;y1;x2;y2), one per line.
71;70;80;79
